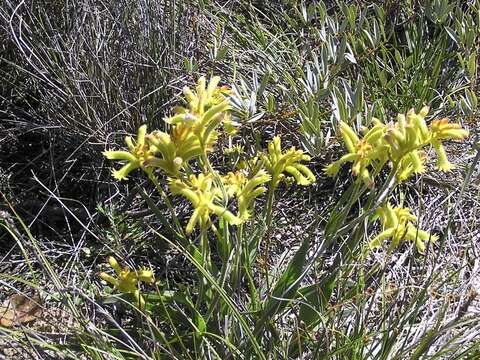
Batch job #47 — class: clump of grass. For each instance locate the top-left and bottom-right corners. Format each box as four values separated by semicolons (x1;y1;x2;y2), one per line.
0;0;202;138
0;0;209;255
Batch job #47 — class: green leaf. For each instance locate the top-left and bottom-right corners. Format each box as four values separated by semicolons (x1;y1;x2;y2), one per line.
137;185;185;244
444;26;459;45
466;89;478;111
260;237;310;320
467;52;477;79
194;310;206;336
394;49;403;66
298;274;336;327
266;94;276;113
354;75;364;114
333;86;348;122
258;71;271;99
216;46;228;61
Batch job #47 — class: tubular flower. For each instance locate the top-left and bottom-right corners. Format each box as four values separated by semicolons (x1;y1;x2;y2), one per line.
325;106;469;185
169;173;243;234
99;256;155;308
385;108;468;174
223;169;271;220
369;204;438;253
164;76;234;151
382;108;432;179
430;118;469;171
395;150;427;182
103;125;156;180
324;121;387;188
143;125;206;177
262;136;316;189
171;124;208;159
142;130;183;177
222;171;247;197
237;170;271;220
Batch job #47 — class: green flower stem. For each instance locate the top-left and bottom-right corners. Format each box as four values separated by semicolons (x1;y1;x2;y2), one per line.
197;224;213;306
147;172;186;242
261;184;276;294
360;165;400;258
240;224;259;308
230;224;243;289
201;151;228;204
230;223;258;307
200;150;233;263
263;185;276;230
157;292;193;359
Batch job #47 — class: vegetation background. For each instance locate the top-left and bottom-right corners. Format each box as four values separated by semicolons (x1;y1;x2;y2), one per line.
0;0;479;358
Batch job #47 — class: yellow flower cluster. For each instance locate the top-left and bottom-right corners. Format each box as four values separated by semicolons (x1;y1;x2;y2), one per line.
222;169;272;221
169;173;242;235
103;125;156;180
100;256;155;308
103;76;316;235
262;136;316;188
325;107;469;187
103;76;233;180
369;204;438;253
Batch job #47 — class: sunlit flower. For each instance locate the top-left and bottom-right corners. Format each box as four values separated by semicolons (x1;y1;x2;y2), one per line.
324;121;386;188
143;125;205;177
169;174;243;234
103;125;155;180
164;76;233;152
369;204;438;253
223;169;271;220
222;171;247;197
262;136;316;188
325;106;469;185
100;256;154;308
236;169;271;220
430;117;469;171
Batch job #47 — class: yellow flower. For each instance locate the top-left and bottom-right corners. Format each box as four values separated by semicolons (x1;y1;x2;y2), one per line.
381;108;431;179
141;130;183;177
236;169;271;220
223;170;271;220
430;118;469;171
324;121;386;188
369;204;438;253
430;117;469;140
384;108;468;175
103;125;155;180
262;136;316;188
325;106;469;185
169;174;243;234
222;171;247;197
100;256;155;308
395;150;427;182
143;125;206;177
165;76;233;151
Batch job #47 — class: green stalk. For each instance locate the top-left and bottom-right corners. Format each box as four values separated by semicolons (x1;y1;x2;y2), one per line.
261;184;276;293
147;171;186;240
201;150;232;261
198;224;213;306
231;224;244;289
